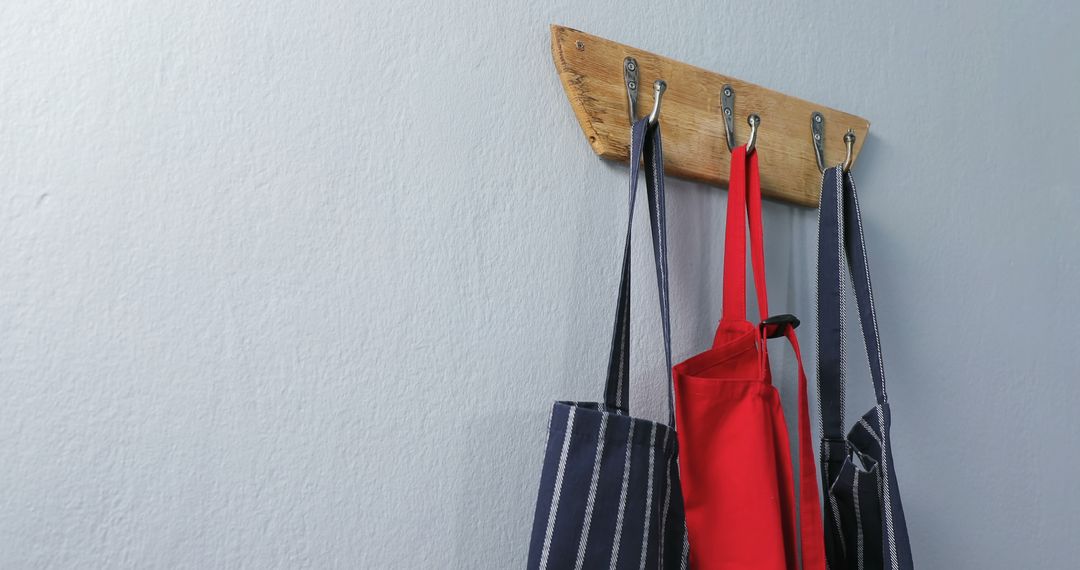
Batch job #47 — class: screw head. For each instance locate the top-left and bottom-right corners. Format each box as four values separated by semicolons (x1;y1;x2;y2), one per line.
723;87;732;97
626;61;636;71
814;114;822;123
628;81;636;90
814;133;821;140
724;108;731;117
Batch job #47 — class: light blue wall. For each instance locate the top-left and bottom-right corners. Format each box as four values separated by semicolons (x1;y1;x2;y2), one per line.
1;1;1077;568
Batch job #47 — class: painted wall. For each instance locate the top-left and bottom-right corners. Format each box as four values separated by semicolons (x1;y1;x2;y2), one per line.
2;1;1078;568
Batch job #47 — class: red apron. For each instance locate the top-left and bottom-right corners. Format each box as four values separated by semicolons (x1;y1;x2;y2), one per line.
673;146;826;569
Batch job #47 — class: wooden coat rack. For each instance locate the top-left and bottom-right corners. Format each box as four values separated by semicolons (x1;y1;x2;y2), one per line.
551;25;871;207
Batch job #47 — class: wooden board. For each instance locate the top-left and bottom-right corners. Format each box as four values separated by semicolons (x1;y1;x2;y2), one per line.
551;25;870;207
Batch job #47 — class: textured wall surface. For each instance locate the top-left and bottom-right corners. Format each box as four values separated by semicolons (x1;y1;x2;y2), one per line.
2;1;1079;568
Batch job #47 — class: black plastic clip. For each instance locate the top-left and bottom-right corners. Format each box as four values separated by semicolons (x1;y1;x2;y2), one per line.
760;314;800;339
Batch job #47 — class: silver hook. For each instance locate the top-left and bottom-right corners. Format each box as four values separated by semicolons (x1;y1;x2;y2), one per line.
811;112;826;174
842;129;856;172
721;84;736;151
647;80;666;126
746;114;761;154
623;57;639;125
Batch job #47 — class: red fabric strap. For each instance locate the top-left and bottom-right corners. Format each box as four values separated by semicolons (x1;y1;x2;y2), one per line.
720;148;769;330
753;321;826;570
784;327;827;570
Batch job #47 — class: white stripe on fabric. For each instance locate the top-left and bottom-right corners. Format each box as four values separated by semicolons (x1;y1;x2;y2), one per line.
858;418;881;446
538;407;577;570
824;454;847;556
648;136;675;428
836;167;848;436
615;123;642;412
854;473;864;570
680;524;689;570
878;412;897;569
877;463;888;567
616;295;629;409
574;412;609;570
658;430;671;568
814;170;824;443
608;418;635;570
637;423;657;570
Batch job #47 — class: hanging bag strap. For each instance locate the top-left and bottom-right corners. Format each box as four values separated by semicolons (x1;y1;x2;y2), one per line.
718;146;769;330
603;118;675;426
755;324;827;570
818;166;914;570
816;165;889;445
730;147;825;570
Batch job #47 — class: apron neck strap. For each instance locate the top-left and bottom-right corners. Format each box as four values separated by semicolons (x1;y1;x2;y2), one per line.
720;147;769;327
603;118;674;425
816;165;889;442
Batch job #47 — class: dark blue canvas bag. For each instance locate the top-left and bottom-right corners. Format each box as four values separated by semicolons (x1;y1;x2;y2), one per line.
526;118;689;570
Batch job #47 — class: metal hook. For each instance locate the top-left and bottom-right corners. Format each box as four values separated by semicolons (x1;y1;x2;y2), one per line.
721;85;736;151
647;80;666;126
623;57;639;124
746;114;761;154
811;112;826;173
842;129;856;172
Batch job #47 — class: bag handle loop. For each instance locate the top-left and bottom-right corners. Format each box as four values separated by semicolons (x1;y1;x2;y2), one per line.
603;118;674;426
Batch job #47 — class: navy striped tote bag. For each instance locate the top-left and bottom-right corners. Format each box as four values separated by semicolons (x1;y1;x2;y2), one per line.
526;118;689;570
816;166;914;570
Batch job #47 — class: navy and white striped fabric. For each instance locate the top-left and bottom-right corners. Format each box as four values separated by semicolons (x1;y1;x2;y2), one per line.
527;118;689;570
816;166;914;570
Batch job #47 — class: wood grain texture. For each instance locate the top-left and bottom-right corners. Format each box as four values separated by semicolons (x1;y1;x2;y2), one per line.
551;25;870;207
